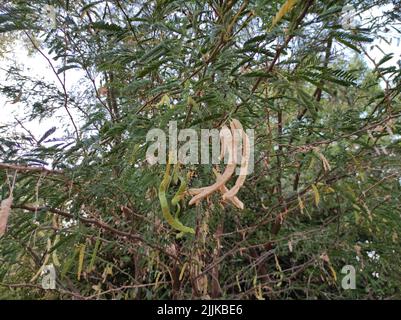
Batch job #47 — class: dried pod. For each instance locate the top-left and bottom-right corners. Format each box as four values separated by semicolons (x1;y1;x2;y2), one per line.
0;196;13;236
188;118;249;209
190;169;244;210
223;119;250;201
213;169;244;210
188;124;236;206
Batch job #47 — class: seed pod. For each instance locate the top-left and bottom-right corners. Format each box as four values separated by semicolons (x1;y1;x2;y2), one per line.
188;122;237;206
159;158;195;234
0;196;13;236
223;119;250;201
213;169;244;210
188;119;249;208
189;169;244;209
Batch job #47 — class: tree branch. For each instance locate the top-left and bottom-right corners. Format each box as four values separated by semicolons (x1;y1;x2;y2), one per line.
0;163;64;175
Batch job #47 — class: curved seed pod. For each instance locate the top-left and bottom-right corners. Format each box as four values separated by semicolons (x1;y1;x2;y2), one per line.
223;120;250;201
0;196;13;236
188;187;203;196
188;123;237;206
189;170;244;209
159;159;195;234
188;163;236;205
230;119;241;165
171;175;187;207
220;185;244;209
171;174;188;218
213;169;244;209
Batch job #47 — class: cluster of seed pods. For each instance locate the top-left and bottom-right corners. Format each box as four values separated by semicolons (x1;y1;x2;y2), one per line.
188;119;250;210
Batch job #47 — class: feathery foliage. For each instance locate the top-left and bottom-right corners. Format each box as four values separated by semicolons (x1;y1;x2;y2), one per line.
0;0;401;299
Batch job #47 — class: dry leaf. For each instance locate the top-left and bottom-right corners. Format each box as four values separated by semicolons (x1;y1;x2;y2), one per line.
354;244;362;256
98;86;108;96
77;244;86;281
288;240;293;253
320;253;330;263
271;0;298;30
311;184;320;207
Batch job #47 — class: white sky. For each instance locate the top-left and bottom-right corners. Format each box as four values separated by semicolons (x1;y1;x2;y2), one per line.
0;39;85;140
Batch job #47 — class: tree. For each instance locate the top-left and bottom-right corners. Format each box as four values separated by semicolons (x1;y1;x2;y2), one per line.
0;0;400;299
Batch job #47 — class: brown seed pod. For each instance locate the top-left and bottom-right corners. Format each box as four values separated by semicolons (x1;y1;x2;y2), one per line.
188;123;237;206
188;119;249;209
213;169;244;209
222;119;250;201
189;169;244;210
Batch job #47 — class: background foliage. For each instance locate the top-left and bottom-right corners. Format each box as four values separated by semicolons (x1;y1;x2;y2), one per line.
0;0;401;299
